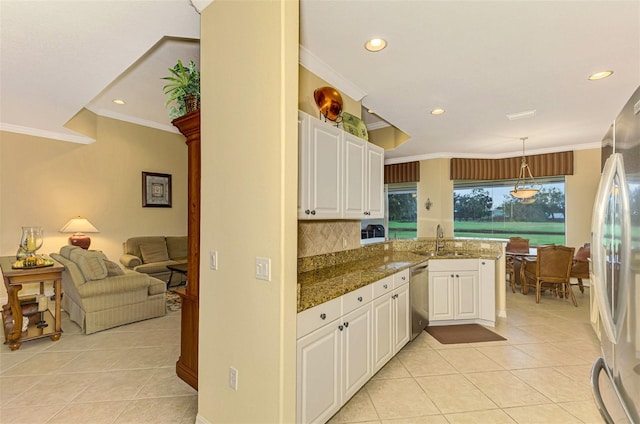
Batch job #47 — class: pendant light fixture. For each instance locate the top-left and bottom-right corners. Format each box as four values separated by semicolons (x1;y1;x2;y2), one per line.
510;137;541;199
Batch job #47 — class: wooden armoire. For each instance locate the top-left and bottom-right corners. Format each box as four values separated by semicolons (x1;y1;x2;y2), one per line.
172;110;200;390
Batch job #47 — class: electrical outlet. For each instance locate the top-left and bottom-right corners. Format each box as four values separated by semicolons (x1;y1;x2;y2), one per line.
342;238;347;248
229;366;238;390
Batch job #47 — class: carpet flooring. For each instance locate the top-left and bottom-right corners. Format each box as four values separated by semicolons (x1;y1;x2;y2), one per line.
166;290;182;312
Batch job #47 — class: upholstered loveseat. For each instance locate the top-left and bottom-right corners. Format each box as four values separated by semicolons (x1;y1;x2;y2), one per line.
119;236;187;285
51;246;166;334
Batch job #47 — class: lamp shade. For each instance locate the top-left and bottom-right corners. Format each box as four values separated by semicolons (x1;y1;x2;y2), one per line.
59;217;99;249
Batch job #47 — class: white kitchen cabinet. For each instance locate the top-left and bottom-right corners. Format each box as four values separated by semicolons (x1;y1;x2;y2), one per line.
297;269;411;423
296;317;342;424
341;303;373;400
429;259;480;323
478;259;496;324
299;111;384;220
372;271;410;373
298;112;342;219
366;143;385;219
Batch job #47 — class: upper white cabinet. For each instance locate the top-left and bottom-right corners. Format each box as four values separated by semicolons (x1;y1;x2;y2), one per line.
299;111;385;220
299;112;343;219
343;133;385;219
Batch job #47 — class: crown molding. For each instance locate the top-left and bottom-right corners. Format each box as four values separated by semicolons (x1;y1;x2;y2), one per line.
87;107;180;134
189;0;214;14
366;121;391;131
383;141;602;165
299;45;367;101
0;123;95;144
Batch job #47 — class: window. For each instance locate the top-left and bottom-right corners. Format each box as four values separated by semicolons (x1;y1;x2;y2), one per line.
453;177;566;245
362;183;417;242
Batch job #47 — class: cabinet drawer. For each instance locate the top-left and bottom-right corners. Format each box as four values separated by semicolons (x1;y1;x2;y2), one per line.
394;269;409;287
373;275;394;299
297;296;342;339
342;284;373;315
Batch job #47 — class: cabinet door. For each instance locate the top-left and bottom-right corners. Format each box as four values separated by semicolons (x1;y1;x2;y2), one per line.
372;294;393;372
366;143;385;219
298;113;310;218
429;272;454;321
393;284;411;352
297;320;342;424
456;271;479;319
343;133;366;219
478;259;495;323
307;118;342;219
342;304;372;400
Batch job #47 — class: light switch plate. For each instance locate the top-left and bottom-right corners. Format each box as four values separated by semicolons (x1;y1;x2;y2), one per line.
210;251;218;270
255;257;271;281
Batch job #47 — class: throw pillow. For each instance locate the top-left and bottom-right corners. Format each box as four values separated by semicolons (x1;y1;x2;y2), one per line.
69;249;108;281
139;242;170;264
104;260;125;276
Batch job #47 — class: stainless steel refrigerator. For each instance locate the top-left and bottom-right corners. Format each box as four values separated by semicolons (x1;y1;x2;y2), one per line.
591;85;640;424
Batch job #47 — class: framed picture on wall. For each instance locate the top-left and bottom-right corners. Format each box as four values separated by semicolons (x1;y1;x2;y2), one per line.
142;171;172;208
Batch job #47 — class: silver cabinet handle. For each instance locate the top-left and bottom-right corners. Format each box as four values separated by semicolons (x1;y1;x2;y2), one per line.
383;284;388;289
450;274;454;278
338;325;344;331
357;296;363;302
481;261;486;265
320;313;326;320
344;322;349;328
305;209;310;215
310;210;316;215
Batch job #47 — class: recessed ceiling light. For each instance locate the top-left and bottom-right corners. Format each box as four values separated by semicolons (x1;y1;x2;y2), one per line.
365;38;387;52
112;99;126;105
431;108;445;115
588;70;614;81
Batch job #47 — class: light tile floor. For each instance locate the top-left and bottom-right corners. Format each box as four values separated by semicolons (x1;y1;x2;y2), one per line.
1;285;605;424
329;286;605;424
0;307;196;424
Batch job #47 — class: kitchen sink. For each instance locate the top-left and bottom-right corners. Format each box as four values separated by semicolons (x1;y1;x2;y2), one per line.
417;251;471;258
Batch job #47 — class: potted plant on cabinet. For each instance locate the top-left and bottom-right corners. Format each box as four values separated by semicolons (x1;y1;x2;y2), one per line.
162;59;200;119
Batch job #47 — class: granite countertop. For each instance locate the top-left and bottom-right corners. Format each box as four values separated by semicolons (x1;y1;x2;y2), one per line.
297;247;502;313
297;251;427;313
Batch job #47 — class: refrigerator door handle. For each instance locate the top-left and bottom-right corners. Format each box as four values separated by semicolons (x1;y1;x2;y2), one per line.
592;357;616;424
591;356;634;424
591;152;631;344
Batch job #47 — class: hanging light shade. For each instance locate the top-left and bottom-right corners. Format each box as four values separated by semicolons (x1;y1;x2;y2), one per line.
510;137;542;199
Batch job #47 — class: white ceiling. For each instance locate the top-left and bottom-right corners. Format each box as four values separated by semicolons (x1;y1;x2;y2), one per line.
1;1;639;163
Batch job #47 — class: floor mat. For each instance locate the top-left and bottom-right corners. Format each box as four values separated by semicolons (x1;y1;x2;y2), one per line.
425;323;506;344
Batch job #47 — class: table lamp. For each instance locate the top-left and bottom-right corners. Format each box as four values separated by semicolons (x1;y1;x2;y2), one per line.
59;217;99;249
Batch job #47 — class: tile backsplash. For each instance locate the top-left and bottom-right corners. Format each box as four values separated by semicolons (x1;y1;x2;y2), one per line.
298;220;361;257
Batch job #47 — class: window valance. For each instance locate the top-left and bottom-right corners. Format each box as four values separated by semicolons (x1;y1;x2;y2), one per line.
450;151;573;180
384;161;420;184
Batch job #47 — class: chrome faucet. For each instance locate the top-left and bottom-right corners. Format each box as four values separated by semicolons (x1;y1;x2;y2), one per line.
436;224;445;254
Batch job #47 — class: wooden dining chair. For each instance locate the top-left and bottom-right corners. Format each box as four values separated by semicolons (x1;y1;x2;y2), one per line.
570;244;590;293
505;237;530;293
522;245;577;306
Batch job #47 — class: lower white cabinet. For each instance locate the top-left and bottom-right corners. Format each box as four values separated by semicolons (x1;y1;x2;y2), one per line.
296;318;342;424
429;259;495;326
296;269;410;424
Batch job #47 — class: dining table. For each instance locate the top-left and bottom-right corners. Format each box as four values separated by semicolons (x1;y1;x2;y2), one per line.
506;247;538;290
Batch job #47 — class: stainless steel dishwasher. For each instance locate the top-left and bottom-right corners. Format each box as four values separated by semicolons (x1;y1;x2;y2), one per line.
409;262;429;340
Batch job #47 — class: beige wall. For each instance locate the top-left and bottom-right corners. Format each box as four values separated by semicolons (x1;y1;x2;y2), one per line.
0;114;188;300
198;1;297;422
417;158;454;237
565;148;601;248
299;65;361;119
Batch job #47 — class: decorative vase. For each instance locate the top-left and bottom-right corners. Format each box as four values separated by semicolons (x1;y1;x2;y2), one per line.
20;226;43;257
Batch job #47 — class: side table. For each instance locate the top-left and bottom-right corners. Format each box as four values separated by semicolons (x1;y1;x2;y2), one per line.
0;256;64;350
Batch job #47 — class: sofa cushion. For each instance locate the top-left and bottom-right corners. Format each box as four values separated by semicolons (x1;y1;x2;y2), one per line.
139;242;170;264
104;260;125;276
123;236;166;259
134;259;185;276
166;236;187;260
60;245;81;259
69;249;108;281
